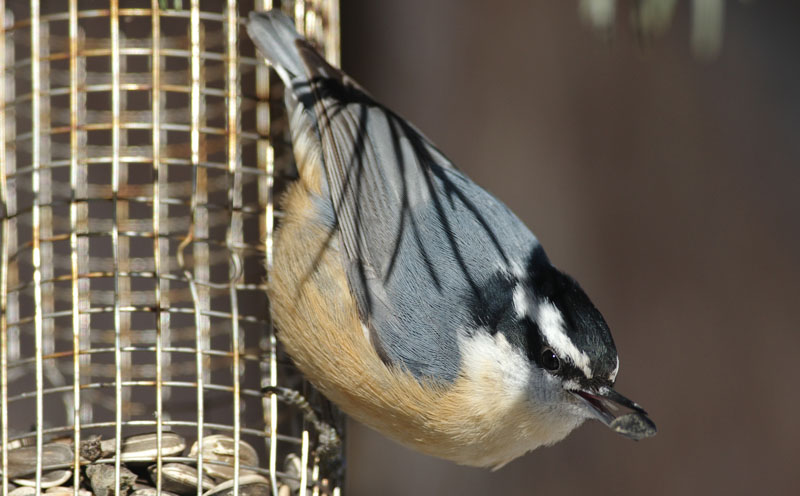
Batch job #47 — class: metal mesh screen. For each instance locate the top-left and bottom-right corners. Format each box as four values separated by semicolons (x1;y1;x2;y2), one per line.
0;0;341;495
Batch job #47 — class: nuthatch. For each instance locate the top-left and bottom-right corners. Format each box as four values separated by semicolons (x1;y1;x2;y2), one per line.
248;10;656;469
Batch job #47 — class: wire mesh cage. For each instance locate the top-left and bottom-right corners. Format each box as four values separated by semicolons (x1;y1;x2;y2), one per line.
0;0;341;495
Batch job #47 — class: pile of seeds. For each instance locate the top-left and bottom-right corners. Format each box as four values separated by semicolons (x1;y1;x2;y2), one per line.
1;432;292;496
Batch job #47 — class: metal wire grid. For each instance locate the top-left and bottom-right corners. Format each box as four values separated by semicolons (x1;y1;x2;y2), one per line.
0;0;341;495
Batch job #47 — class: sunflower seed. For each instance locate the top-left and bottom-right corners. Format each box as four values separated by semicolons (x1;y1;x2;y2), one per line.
133;481;156;492
202;474;270;496
46;486;93;496
7;444;73;478
610;412;658;440
101;432;186;463
131;488;180;496
148;463;215;494
282;454;302;492
188;435;258;481
9;487;36;496
13;469;71;488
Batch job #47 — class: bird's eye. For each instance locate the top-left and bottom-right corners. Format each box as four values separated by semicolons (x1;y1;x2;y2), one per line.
541;348;560;371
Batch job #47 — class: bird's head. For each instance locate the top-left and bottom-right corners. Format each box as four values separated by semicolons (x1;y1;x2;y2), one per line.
467;246;656;446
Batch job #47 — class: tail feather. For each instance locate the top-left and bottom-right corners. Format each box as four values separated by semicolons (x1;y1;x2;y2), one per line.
247;11;306;85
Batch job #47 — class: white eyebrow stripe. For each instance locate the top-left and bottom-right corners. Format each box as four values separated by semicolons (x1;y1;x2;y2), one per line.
537;302;593;379
609;356;619;382
512;283;530;319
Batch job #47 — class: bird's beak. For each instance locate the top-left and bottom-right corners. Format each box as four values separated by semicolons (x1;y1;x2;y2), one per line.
572;386;657;440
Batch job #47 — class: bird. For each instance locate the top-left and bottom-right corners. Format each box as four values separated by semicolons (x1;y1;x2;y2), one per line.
247;10;656;469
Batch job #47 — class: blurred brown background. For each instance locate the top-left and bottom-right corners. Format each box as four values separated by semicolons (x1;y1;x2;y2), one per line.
339;1;800;495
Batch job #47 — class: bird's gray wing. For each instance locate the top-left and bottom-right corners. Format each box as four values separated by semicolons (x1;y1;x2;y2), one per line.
249;11;539;382
308;77;543;382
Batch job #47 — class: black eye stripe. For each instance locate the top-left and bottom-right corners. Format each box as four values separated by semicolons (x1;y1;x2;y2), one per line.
541;348;560;371
524;320;543;361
